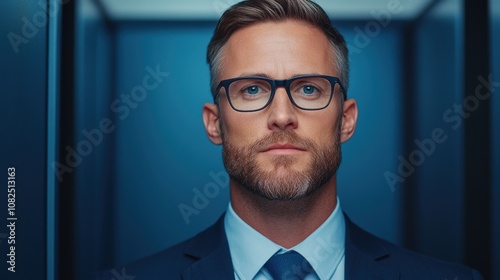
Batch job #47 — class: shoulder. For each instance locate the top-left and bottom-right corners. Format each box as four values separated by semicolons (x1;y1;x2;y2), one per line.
92;239;193;280
345;216;483;280
92;216;227;280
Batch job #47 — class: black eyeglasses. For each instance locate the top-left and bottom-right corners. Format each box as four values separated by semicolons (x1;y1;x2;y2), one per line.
214;75;346;112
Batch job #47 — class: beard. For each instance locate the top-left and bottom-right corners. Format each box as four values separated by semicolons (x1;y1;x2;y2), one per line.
222;129;342;201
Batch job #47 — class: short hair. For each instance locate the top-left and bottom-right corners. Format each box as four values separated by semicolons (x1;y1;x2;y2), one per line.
206;0;349;99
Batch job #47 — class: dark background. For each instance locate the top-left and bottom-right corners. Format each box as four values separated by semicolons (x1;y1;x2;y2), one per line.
0;0;498;279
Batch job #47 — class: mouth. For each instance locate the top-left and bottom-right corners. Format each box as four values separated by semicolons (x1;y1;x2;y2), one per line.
261;143;306;155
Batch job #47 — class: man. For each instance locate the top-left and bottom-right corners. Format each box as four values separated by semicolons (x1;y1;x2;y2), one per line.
96;0;483;279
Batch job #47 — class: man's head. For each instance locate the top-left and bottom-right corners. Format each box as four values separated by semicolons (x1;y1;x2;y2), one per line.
207;0;350;97
203;0;357;201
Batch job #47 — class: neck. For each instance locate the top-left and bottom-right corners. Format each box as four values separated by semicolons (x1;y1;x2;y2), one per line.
230;176;337;248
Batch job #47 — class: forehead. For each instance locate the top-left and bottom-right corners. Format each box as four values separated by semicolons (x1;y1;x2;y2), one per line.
220;20;336;80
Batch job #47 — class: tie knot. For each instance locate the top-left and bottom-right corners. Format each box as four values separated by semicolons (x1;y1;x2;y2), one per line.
264;251;314;280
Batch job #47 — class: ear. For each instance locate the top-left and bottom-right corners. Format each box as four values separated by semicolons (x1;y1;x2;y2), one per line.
202;103;223;145
340;99;358;143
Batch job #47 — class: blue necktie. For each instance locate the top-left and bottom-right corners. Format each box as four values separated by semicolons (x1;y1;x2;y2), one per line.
264;251;314;280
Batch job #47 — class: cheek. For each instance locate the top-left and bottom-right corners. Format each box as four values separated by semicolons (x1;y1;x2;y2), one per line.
301;113;341;143
220;110;265;146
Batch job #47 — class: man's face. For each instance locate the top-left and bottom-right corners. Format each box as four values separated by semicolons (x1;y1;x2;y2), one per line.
203;20;357;200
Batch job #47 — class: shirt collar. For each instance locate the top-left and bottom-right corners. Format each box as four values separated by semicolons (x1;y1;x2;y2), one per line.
292;199;345;279
224;198;345;280
224;203;281;279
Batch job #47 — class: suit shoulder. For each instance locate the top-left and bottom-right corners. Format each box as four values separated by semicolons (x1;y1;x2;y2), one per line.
378;237;481;279
92;218;225;280
345;218;483;280
91;238;193;280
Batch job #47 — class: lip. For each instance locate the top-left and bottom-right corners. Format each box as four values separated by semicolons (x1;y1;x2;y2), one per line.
262;143;306;154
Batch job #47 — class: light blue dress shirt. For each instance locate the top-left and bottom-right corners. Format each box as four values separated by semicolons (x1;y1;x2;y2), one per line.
224;198;345;280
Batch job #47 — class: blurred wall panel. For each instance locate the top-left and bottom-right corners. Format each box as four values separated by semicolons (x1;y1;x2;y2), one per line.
408;0;494;277
411;0;465;263
61;0;115;279
462;0;492;276
0;1;49;279
336;23;404;246
490;0;499;279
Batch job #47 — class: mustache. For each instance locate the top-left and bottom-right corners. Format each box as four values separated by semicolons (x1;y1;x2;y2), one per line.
250;131;316;153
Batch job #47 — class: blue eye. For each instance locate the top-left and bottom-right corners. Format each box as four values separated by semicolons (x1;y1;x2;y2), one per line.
302;85;316;94
245;86;261;95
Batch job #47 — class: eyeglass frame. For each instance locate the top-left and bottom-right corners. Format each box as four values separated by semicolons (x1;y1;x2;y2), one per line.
213;74;347;112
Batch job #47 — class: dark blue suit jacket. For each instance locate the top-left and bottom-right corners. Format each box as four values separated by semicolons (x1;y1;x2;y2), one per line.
94;214;483;279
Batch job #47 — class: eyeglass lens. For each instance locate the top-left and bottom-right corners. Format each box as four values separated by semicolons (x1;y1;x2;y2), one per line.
225;77;333;111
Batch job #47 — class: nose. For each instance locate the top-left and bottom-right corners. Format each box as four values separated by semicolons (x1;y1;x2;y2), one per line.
266;87;298;131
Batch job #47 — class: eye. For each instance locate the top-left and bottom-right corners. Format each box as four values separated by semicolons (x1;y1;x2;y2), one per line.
244;85;262;95
301;85;316;95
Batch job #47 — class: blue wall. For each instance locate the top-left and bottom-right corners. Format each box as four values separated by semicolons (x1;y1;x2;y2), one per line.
71;0;114;278
412;0;465;262
337;23;403;247
110;21;405;265
113;22;227;265
0;1;50;279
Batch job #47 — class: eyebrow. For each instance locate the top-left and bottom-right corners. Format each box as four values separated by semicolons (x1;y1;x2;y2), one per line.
237;72;323;79
237;72;270;78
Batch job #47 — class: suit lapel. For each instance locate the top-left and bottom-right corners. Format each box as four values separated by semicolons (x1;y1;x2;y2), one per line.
344;214;400;280
181;215;235;280
178;213;401;280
